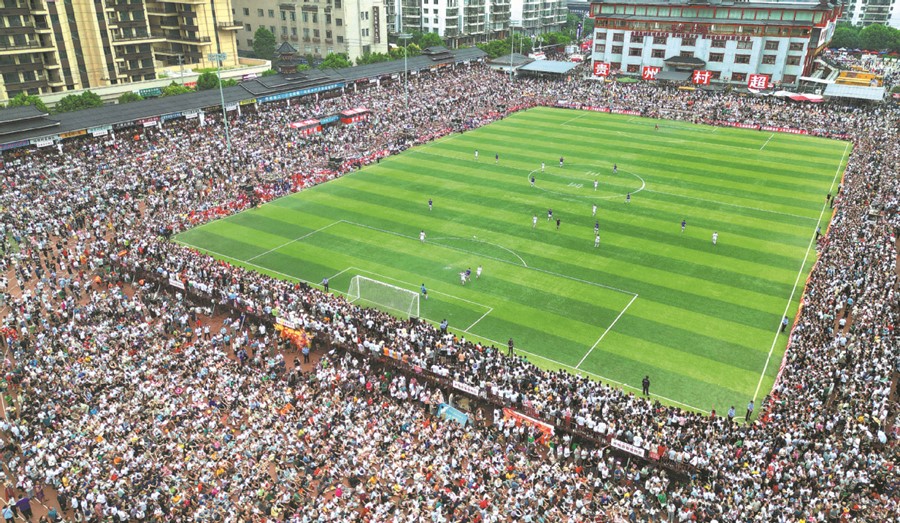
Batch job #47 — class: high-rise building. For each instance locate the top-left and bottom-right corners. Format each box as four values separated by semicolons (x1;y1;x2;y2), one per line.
0;0;239;104
589;0;843;87
385;0;565;47
840;0;900;28
232;0;388;62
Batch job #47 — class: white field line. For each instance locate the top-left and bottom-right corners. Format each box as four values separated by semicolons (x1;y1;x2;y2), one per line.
343;220;530;268
576;294;639;369
326;266;355;283
246;220;340;262
465;307;494;331
752;141;850;402
759;133;775;151
560;112;590;126
527;168;646;203
643;189;819;222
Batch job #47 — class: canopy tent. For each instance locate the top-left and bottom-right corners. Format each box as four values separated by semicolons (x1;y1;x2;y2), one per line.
823;83;886;101
656;70;692;82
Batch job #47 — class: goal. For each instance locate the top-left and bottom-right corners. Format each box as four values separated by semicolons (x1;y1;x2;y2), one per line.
347;275;420;318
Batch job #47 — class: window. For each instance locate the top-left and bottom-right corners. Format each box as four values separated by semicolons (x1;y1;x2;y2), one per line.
596;32;606;41
290;12;295;21
245;24;251;32
594;44;603;53
708;53;724;62
326;30;332;39
782;74;796;84
268;9;274;18
786;56;801;66
281;26;288;35
270;26;275;33
335;0;341;7
613;33;624;42
734;54;751;64
737;40;752;50
22;71;36;81
303;13;308;22
653;36;666;45
629;48;642;57
314;29;319;37
257;9;263;17
711;39;725;48
247;39;253;46
326;14;331;24
626;64;639;73
789;42;804;51
630;34;642;43
336;18;342;26
651;49;665;58
243;8;249;16
611;45;623;54
680;51;692;58
313;14;318;23
682;37;696;46
764;41;779;51
292;27;297;36
303;28;309;38
337;35;344;43
281;11;286;21
732;72;746;81
762;55;776;65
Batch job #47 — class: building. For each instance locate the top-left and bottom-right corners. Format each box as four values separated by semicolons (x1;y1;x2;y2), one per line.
232;0;388;62
840;0;900;28
384;0;565;48
589;0;843;87
0;0;239;104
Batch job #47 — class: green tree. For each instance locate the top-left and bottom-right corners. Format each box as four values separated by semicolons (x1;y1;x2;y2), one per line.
261;69;279;76
117;92;143;104
319;52;353;69
295;64;310;72
252;27;277;61
53;91;103;113
162;81;193;97
6;92;49;113
221;79;238;87
476;40;511;59
417;32;444;49
830;26;861;49
196;71;221;90
356;52;392;66
859;23;897;50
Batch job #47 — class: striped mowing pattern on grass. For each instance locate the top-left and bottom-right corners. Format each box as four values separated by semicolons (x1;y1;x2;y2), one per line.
176;107;849;413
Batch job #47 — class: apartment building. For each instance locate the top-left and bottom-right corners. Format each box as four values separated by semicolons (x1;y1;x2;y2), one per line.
233;0;388;62
841;0;900;28
0;0;239;104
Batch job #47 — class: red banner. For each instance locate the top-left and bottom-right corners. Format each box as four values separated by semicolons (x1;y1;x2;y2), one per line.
692;70;712;85
760;125;809;135
642;66;661;80
748;73;771;90
503;408;554;445
593;61;610;77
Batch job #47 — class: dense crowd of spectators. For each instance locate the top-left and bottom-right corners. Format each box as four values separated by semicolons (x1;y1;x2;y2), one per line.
0;62;898;522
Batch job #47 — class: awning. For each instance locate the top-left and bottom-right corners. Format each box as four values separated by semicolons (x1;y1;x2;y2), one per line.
823;83;886;101
518;60;579;75
656;70;691;82
798;76;834;85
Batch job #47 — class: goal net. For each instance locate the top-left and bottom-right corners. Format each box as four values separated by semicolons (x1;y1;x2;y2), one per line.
347;275;420;318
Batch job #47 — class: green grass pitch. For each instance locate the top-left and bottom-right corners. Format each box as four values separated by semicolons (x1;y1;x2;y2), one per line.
176;107;850;413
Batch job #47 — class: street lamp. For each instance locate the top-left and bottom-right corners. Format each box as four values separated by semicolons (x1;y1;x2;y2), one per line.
398;33;412;113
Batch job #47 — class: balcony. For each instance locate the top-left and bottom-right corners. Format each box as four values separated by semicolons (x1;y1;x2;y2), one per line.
111;33;166;44
30;0;48;13
217;21;243;30
0;40;54;52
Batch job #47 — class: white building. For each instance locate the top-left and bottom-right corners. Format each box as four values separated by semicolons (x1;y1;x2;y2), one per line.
233;0;388;62
841;0;900;28
590;0;844;87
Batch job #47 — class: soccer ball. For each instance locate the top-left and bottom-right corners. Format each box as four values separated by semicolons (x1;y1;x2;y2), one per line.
473;235;477;239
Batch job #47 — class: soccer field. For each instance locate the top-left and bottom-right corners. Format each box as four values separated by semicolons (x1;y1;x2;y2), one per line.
176;107;850;413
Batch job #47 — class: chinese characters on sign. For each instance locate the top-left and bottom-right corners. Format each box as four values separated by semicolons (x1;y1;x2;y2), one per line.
692;70;711;85
593;61;610;77
748;74;771;90
642;66;661;80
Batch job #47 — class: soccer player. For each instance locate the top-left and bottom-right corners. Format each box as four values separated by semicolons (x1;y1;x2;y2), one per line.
594;234;600;248
495;153;499;164
593;179;599;191
476;265;482;279
556;218;561;230
559;156;564;168
625;193;631;204
532;214;538;228
541;162;545;172
594;221;600;235
712;231;718;245
420;230;426;243
421;283;428;300
474;149;479;161
460;271;467;285
613;163;618;174
428;198;433;211
548;208;553;221
655;123;659;131
681;219;686;233
465;268;472;281
592;204;597;216
530;175;535;187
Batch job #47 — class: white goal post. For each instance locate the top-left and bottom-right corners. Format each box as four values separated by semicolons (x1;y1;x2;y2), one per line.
347;275;420;318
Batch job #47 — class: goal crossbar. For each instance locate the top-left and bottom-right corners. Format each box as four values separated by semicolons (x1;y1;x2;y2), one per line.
348;275;420;318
